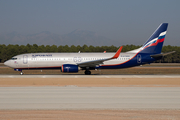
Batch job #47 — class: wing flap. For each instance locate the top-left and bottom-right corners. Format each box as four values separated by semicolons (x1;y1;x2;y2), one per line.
77;59;107;67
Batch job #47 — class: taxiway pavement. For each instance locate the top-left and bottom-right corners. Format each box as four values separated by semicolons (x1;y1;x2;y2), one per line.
0;87;180;110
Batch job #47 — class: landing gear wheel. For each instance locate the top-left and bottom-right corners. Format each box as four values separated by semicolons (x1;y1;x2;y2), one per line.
20;72;23;75
85;70;91;75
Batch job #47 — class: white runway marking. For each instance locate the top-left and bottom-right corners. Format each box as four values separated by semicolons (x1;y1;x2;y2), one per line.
0;87;180;110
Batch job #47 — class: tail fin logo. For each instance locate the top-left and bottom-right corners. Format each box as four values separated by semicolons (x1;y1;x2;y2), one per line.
141;31;166;50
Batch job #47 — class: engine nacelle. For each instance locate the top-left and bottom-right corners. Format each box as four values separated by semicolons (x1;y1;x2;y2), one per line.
61;64;79;73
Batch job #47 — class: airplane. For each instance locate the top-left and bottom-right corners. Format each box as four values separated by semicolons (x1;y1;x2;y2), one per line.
4;23;175;75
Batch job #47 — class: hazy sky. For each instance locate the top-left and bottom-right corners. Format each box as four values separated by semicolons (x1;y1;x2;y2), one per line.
0;0;180;46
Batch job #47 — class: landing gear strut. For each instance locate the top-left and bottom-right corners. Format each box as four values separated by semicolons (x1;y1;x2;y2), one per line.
84;70;91;75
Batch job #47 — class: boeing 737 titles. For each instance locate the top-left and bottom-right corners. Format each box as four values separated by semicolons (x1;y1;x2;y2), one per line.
4;23;175;75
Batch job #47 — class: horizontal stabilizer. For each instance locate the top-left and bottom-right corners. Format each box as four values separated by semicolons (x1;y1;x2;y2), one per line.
150;51;176;59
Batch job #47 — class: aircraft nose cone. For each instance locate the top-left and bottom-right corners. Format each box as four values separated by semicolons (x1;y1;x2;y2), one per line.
4;60;11;67
4;61;7;66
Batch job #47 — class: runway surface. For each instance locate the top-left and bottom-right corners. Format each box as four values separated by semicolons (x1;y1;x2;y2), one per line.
1;74;180;78
0;87;180;110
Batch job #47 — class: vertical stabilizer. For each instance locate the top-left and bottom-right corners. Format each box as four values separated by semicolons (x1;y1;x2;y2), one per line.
127;23;168;54
140;23;168;54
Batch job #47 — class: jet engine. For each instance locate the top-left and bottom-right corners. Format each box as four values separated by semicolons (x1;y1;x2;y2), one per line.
61;64;79;73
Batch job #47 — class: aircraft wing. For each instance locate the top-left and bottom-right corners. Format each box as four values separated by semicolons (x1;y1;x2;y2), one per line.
77;46;123;67
150;51;176;59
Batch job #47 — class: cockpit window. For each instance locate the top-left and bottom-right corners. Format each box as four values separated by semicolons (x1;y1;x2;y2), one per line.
11;58;17;60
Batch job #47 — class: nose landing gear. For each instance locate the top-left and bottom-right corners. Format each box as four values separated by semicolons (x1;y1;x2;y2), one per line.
20;71;23;75
14;69;23;75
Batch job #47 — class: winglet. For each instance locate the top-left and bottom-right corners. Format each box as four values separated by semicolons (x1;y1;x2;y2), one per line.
112;46;123;59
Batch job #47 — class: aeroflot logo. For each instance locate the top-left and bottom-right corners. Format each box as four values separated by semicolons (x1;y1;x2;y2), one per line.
142;31;166;49
32;54;52;57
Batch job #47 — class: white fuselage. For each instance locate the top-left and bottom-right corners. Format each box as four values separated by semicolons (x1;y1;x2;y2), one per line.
4;52;136;69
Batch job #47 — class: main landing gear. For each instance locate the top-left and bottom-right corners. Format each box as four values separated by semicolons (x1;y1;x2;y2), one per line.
84;70;91;75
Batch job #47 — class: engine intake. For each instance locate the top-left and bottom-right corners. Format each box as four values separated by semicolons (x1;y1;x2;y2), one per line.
61;64;79;73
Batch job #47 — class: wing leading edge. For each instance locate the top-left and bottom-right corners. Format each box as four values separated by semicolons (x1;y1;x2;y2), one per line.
77;46;123;67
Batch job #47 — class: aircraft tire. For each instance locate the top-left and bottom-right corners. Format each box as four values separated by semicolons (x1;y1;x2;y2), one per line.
85;70;91;75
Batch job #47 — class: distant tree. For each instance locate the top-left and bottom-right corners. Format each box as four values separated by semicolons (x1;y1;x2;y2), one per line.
82;44;89;52
45;45;51;52
32;44;38;53
89;45;95;52
37;45;45;52
50;45;58;52
70;45;77;52
57;45;64;52
0;44;180;63
76;45;81;52
63;45;70;52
